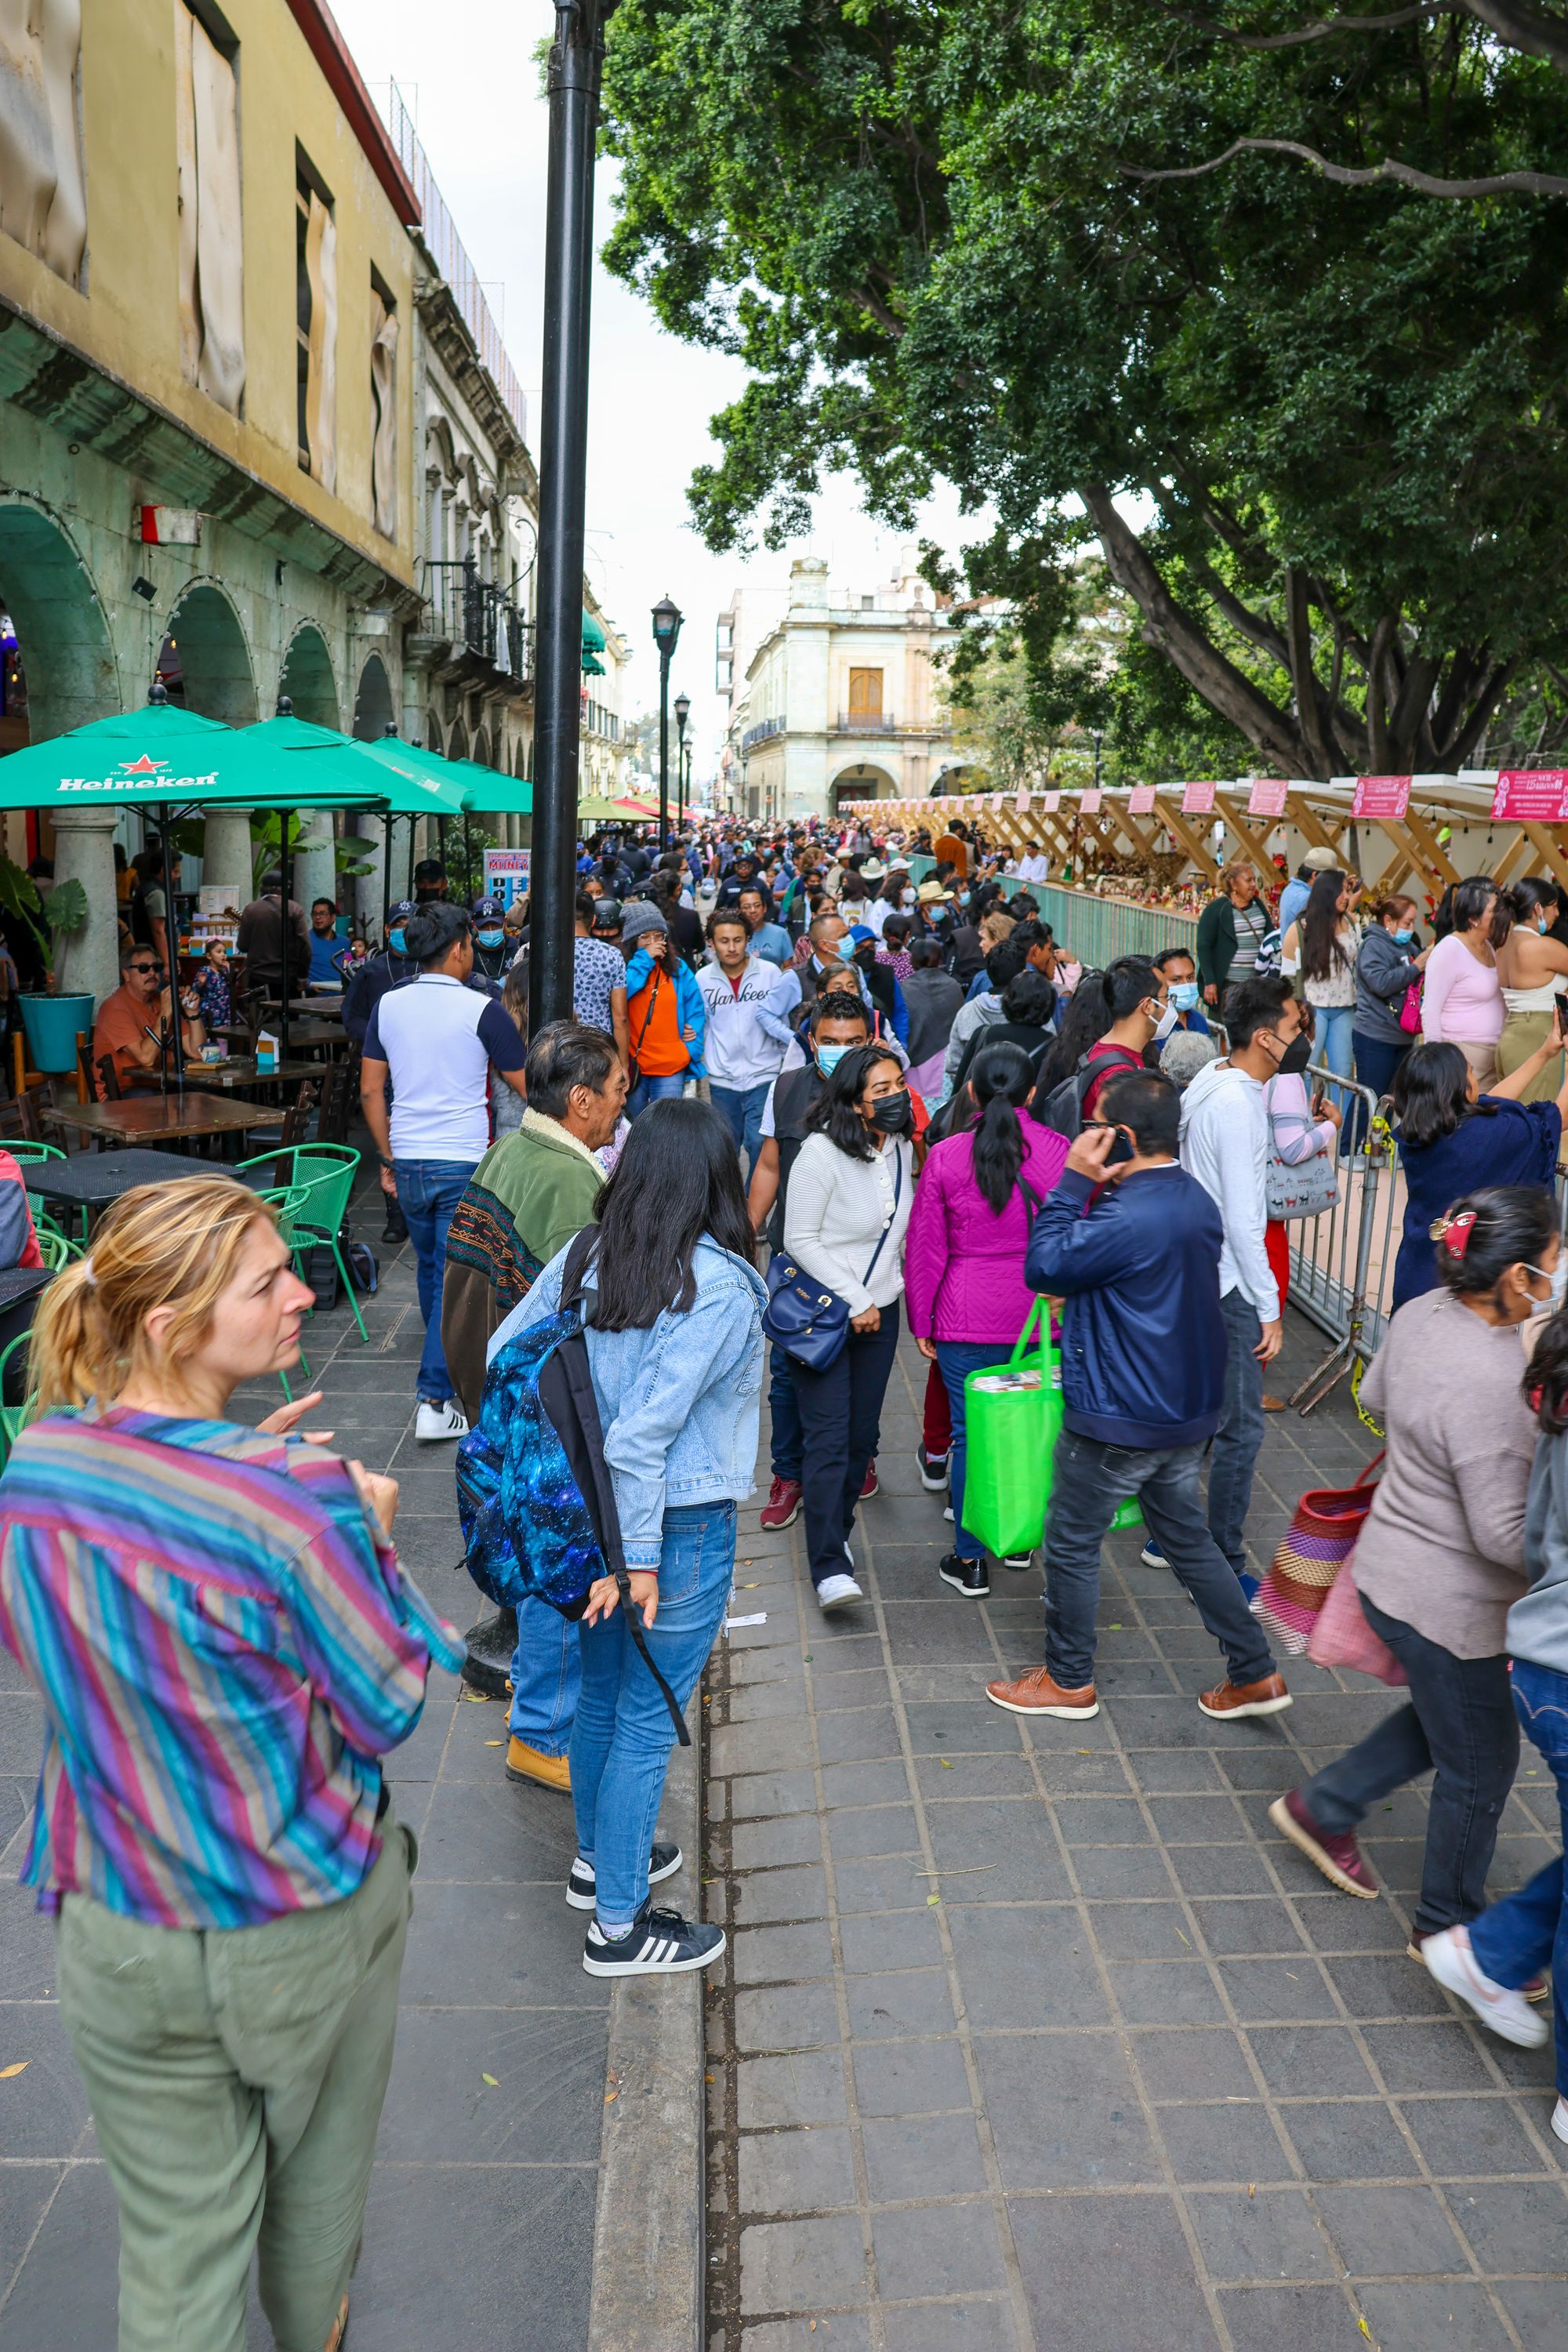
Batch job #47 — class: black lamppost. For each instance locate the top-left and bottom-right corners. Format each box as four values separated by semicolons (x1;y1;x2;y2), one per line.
652;594;683;851
531;0;619;1038
673;690;690;840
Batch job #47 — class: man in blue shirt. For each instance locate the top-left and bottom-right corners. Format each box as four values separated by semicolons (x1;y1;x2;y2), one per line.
1276;845;1339;942
986;1067;1290;1729
306;898;343;989
737;884;793;968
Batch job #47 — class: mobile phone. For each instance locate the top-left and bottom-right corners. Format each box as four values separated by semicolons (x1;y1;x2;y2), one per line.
1103;1127;1134;1165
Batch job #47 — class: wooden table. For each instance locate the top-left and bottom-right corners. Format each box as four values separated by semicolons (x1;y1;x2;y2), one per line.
212;1018;345;1054
42;1096;282;1151
283;996;343;1018
180;1057;321;1092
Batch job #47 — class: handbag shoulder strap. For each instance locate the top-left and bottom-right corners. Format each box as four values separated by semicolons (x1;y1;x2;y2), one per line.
859;1141;905;1289
631;967;662;1053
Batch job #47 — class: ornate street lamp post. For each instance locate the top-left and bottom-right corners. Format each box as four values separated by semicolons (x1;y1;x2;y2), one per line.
673;690;690;840
652;594;683;852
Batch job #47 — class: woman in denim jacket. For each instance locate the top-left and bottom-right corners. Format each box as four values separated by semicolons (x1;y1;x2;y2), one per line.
493;1098;764;1976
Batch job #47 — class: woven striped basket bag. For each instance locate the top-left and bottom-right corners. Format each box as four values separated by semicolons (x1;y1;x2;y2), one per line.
1250;1454;1384;1656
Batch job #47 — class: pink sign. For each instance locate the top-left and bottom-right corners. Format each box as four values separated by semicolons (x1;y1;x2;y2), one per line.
1080;788;1103;814
1492;770;1568;822
1014;789;1031;813
1041;789;1061;813
1351;774;1412;821
1181;781;1216;815
1127;785;1156;815
1247;777;1290;818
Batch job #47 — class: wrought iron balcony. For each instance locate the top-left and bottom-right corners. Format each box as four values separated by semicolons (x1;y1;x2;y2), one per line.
423;558;531;684
836;708;893;733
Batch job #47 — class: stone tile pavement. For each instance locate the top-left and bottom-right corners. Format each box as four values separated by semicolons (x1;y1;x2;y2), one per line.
701;1316;1568;2352
0;1214;602;2350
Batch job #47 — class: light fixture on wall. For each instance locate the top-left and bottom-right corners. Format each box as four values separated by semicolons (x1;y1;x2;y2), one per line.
131;576;157;604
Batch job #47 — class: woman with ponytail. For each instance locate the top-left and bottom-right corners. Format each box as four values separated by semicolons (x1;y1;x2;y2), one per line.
904;1041;1071;1597
1493;875;1568;1101
0;1178;462;2352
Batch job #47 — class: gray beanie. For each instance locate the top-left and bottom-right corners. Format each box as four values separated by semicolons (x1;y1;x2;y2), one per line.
621;899;667;949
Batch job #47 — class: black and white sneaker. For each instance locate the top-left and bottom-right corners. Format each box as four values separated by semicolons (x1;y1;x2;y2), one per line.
938;1552;989;1598
583;1903;726;1977
916;1446;949;1492
1002;1552;1033;1572
567;1843;682;1911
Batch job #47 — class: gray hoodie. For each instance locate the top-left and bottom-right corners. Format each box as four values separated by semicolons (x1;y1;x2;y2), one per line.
1178;1056;1279;1323
1507;1427;1568;1675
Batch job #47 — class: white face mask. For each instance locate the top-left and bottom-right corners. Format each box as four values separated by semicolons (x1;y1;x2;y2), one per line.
1151;999;1179;1042
1525;1261;1567;1317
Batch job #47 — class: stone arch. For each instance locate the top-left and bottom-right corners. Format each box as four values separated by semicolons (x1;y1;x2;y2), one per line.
350;651;394;742
425;416;458;481
158;579;257;724
831;761;897;807
277;622;339;728
512;738;525;778
0;497;120;740
426;710;442;753
471;724;491;769
448;719;469;762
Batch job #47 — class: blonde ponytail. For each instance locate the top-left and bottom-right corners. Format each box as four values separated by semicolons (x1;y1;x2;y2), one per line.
28;1178;279;1414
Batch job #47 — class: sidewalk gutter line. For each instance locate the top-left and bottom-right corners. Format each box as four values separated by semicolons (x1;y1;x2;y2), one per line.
586;1694;705;2352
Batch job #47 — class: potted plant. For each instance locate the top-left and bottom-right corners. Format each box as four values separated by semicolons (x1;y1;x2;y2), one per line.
0;854;93;1072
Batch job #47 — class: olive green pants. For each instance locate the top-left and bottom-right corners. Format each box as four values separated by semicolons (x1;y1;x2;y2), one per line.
56;1820;416;2352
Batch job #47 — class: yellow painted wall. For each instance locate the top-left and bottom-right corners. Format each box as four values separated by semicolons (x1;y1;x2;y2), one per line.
0;0;415;583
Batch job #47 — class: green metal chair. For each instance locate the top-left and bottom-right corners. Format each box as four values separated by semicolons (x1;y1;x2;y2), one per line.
237;1145;368;1345
257;1183;316;1400
0;1328;38;1463
2;1142;78;1241
34;1225;82;1269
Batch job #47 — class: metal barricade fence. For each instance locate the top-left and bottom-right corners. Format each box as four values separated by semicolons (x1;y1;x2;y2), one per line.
1284;1062;1400;1414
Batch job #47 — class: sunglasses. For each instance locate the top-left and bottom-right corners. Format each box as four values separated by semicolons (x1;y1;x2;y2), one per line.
129;962;163;976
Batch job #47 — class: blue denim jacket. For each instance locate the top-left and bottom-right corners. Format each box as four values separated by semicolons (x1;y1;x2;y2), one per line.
488;1237;767;1570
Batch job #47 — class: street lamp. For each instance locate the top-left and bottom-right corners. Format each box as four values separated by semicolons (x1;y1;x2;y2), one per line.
673;691;690;836
652;595;683;851
531;0;619;1039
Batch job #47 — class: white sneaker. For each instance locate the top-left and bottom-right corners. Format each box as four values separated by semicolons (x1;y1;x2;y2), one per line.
1140;1541;1170;1570
816;1572;863;1612
416;1399;469;1443
1421;1926;1551;2049
1552;2096;1567;2146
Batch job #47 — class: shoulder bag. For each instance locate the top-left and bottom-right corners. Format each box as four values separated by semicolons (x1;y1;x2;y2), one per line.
1265;1098;1340;1220
764;1145;904;1373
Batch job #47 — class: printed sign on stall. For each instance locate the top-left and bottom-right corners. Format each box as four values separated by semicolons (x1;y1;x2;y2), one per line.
1351;775;1412;821
1014;788;1031;813
1041;789;1061;813
1492;771;1568;822
1127;785;1156;815
1181;781;1217;815
483;847;531;909
1080;788;1103;814
1247;777;1290;818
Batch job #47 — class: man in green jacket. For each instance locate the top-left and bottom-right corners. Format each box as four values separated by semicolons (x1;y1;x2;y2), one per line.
441;1023;628;1777
1196;858;1270;1009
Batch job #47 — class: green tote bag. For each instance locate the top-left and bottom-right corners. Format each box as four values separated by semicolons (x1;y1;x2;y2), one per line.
962;1300;1063;1559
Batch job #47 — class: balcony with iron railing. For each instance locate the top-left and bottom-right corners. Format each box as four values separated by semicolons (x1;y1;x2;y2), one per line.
423;558;531;684
742;715;785;751
834;710;943;735
583;700;621;742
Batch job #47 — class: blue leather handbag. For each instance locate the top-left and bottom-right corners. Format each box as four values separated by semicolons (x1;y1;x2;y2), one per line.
763;1151;903;1372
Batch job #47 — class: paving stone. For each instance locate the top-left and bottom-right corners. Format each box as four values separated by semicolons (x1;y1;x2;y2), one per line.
835;1905;946;1976
1007;2190;1218;2350
1352;2279;1515;2351
851;2036;973;2118
1279;2099;1419;2182
926;1799;1073;1902
1131;2025;1254;2100
870;2200;1007;2299
1109;1960;1230;2026
859;2110;989;2203
734;1981;844;2054
1313;2183;1472;2279
734;1864;830;1926
1155;2100;1294;2187
815;1710;902;1766
880;2302;1022;2352
742;2321;873;2352
846;1969;956;2043
974;2032;1162;2190
1446;2176;1568;2272
1246;2025;1377;2098
1394;2094;1547;2180
738;2125;858;2216
731;1921;837;1987
1186;2187;1338;2283
947;1904;1109;2031
728;1770;820;1820
819;1759;912;1809
826;1804;922;1862
740;2216;870;2315
1214;2284;1364;2352
738;2051;850;2129
1070;1845;1178;1899
734;1812;826;1871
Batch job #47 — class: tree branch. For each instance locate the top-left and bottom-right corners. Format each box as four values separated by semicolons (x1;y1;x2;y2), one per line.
1462;2;1568;74
1284;568;1345;779
1119;138;1568;199
1157;4;1461;49
1082;486;1308;771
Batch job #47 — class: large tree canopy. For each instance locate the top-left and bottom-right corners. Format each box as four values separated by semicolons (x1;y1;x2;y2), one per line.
600;2;1568;777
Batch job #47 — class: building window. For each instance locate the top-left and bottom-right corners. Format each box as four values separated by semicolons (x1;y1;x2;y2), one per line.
174;2;245;415
861;593;875;611
368;268;398;539
848;668;884;719
296;151;337;490
0;2;87;287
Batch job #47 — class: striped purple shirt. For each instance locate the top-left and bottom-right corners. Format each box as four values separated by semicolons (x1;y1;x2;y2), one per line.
0;1403;464;1929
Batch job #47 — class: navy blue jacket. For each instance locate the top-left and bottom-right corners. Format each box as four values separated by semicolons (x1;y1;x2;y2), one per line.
1025;1163;1227;1450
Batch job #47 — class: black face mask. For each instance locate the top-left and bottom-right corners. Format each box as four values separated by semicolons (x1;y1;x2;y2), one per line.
869;1093;914;1136
1276;1033;1312;1076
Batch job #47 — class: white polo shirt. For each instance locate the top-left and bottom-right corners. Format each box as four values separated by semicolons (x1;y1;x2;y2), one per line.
362;973;525;1163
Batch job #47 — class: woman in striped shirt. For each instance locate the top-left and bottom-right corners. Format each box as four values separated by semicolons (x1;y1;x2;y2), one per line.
0;1178;461;2352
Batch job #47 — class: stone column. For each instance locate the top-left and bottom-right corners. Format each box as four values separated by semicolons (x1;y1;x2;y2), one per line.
354;812;387;935
201;808;255;912
49;808;122;1009
292;811;338;918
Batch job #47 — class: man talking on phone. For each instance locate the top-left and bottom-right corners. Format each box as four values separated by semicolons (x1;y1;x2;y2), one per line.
985;1068;1290;1726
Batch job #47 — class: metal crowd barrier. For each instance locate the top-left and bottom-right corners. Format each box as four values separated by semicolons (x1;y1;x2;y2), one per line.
1284;1062;1400;1414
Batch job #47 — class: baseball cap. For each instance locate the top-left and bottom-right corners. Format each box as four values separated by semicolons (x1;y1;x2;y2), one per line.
389;900;416;925
470;895;506;920
1302;845;1339;872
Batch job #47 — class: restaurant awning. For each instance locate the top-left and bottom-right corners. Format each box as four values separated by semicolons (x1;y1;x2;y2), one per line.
581;609;607;677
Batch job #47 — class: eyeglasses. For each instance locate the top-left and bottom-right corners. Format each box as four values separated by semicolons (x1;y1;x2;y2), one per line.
128;963;162;976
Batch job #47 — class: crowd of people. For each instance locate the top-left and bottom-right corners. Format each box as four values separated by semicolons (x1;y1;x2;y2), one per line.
4;806;1568;2348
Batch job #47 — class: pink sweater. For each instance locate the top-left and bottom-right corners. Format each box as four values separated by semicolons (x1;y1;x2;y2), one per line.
904;1112;1070;1343
1422;933;1504;1047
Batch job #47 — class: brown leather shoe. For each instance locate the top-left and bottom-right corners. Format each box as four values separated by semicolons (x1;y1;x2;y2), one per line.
986;1666;1099;1719
506;1737;572;1791
1198;1671;1292;1720
1261;1392;1287;1413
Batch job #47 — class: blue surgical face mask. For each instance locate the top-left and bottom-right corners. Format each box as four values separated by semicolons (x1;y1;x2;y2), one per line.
815;1043;851;1076
477;928;505;949
390;929;407;954
1169;980;1200;1012
1394;926;1414;944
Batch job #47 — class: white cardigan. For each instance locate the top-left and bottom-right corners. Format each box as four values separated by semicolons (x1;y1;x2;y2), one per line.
783;1131;913;1314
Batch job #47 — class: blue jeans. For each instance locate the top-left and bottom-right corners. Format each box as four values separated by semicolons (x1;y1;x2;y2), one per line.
1470;1659;1568;2091
1044;1428;1276;1691
570;1501;737;1927
626;1071;686;1120
1209;1286;1265;1582
393;1158;477;1402
710;1080;771;1167
1346;1029;1411;1153
769;1343;804;1483
1299;1595;1518;1936
508;1593;583;1758
935;1339;1018;1561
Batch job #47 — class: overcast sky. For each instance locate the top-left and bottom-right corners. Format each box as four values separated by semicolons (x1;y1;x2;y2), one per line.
331;0;969;779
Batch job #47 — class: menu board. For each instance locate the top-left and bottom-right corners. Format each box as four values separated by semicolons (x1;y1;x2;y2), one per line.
1492;771;1568;822
1351;775;1412;820
1247;777;1290;818
1127;785;1156;815
1181;781;1217;815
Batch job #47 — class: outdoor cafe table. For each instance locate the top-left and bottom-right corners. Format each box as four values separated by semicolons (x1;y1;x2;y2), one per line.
212;1018;345;1054
0;1265;54;1313
42;1097;281;1152
179;1057;321;1092
284;996;343;1017
19;1149;215;1225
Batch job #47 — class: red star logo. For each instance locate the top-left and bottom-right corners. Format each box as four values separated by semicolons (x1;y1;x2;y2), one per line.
118;754;167;775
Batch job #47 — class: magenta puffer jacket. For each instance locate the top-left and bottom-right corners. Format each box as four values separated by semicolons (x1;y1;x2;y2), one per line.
904;1111;1072;1345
